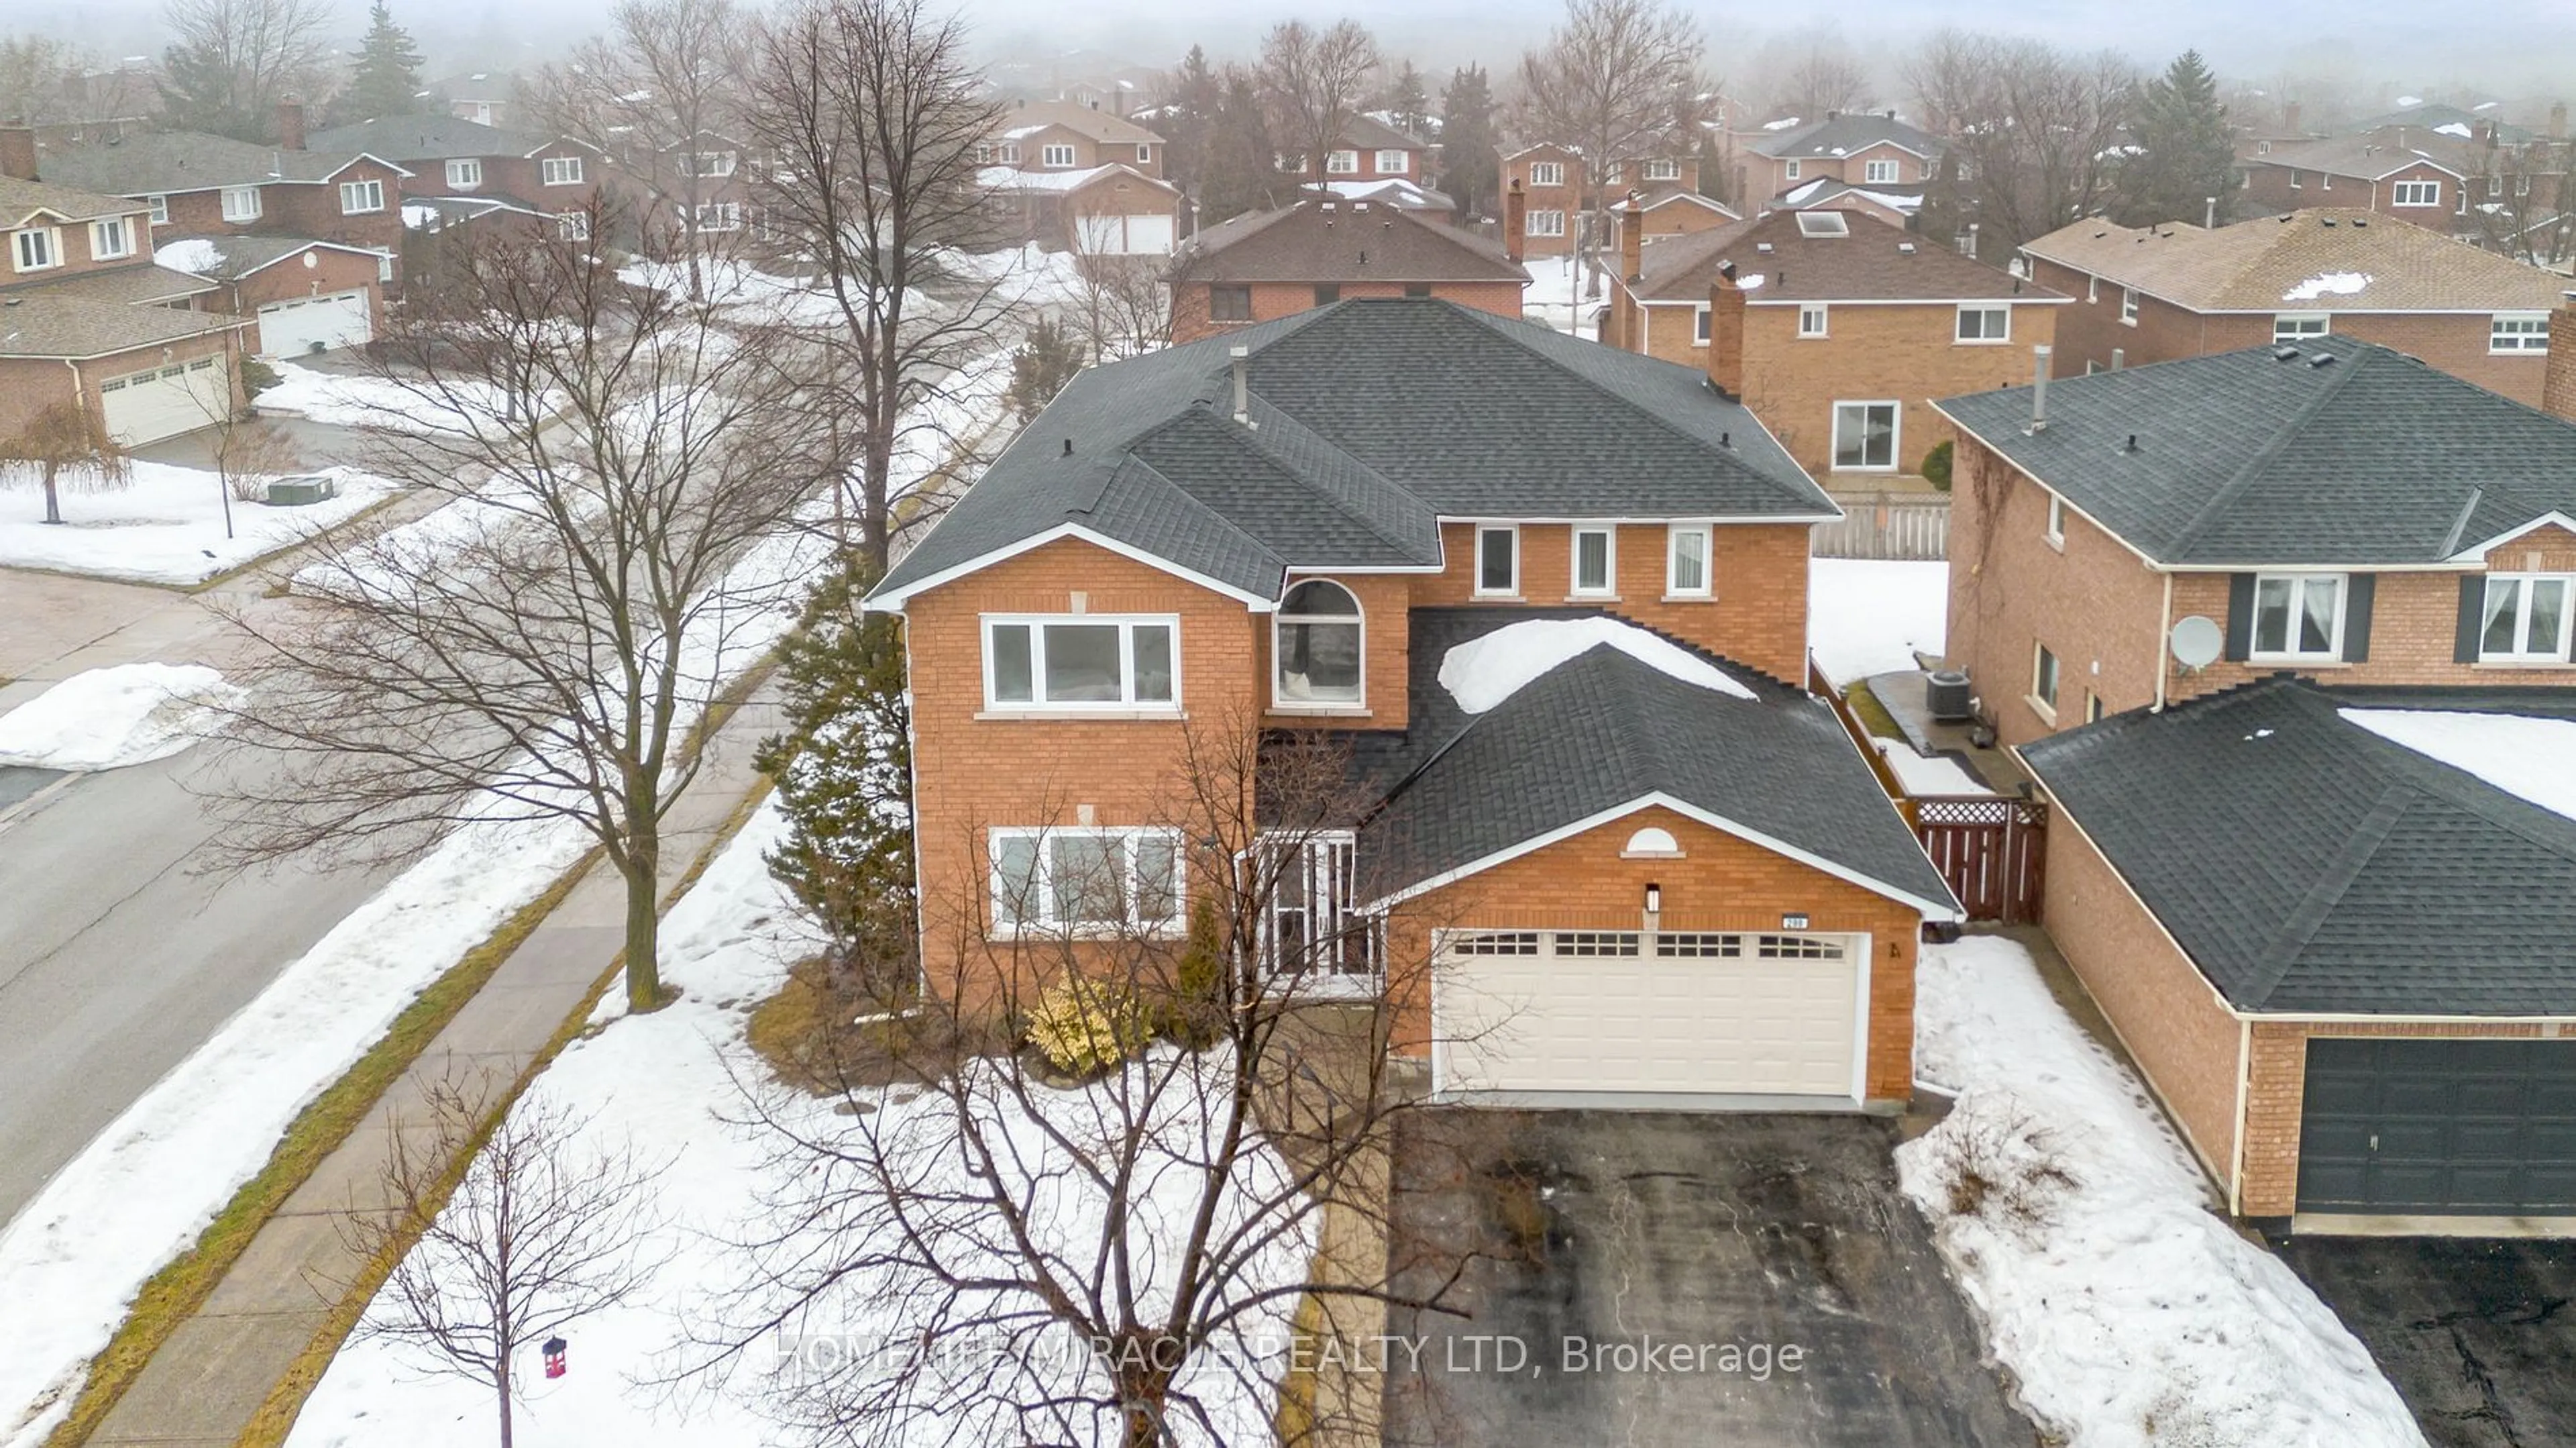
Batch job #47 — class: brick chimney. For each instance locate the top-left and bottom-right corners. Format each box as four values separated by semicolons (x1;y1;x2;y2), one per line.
2544;295;2576;423
1706;267;1747;397
276;97;306;151
1504;177;1526;264
1621;191;1644;282
0;125;34;181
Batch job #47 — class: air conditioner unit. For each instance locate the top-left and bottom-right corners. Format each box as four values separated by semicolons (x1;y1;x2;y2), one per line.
265;472;339;506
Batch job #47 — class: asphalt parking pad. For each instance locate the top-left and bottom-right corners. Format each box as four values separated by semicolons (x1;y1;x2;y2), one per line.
1381;1108;2035;1447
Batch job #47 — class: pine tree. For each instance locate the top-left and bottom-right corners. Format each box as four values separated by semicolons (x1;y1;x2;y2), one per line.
753;553;918;1004
1380;59;1430;136
158;40;260;141
1159;45;1223;209
1439;64;1498;219
2117;50;2235;228
1198;66;1281;225
1007;318;1086;421
335;1;427;125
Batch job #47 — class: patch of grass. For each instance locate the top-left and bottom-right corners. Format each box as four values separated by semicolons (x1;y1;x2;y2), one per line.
1845;678;1904;740
38;851;598;1448
746;955;933;1096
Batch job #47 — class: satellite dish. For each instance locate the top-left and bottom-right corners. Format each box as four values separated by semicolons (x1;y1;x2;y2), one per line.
2170;615;2223;670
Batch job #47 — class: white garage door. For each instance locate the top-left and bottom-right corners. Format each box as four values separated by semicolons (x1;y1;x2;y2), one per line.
97;356;229;446
1075;211;1175;256
257;290;372;356
1434;929;1865;1101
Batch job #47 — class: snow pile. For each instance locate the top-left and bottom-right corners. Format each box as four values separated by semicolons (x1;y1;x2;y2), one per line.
259;362;535;436
1898;936;2425;1448
2280;271;2371;303
1809;557;1948;685
2342;709;2576;824
287;804;1305;1447
1439;616;1754;713
1762;115;1803;130
0;461;390;584
153;238;221;274
1519;256;1601;338
2395;95;2423;108
0;664;241;770
2434;121;2472;138
1874;738;1990;797
615;257;931;330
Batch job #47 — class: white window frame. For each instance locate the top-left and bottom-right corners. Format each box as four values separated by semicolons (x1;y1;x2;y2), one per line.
1529;161;1564;187
1041;143;1078;168
1473;524;1520;598
1955;305;2010;344
541;155;585;186
2086;274;2098;303
221;186;262;222
1525;209;1566;238
987;826;1184;937
1273;580;1365;710
2273;312;2329;342
339;178;384;214
88;217;133;260
1783;159;1802;181
998;142;1022;165
690;201;743;232
694;149;738;177
556;210;590;242
1644;158;1680;181
444;158;483;190
1693;304;1711;346
10;225;59;272
2120;287;2139;325
2044;495;2065;549
2478;574;2574;663
1830;400;1900;472
1570;525;1617;598
1863;157;1900;184
981;614;1182;711
1324;149;1360;175
2391;178;2440;207
2491;313;2551;354
1797;303;1828;338
146;193;168;224
1666;523;1713;599
1134;143;1151;164
1374;148;1408;174
1255;831;1379;993
2031;643;2061;717
2250;572;2348;661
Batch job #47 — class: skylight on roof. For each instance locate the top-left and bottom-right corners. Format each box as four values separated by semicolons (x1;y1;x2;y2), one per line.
1794;211;1849;238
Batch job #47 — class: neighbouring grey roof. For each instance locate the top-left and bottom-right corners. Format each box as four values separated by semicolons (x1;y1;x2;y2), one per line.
872;300;1835;605
16;263;215;305
1748;112;1943;161
1338;113;1428;153
40;132;407;195
307;114;566;162
1353;607;1957;913
1936;335;2576;566
0;291;243;358
2022;678;2576;1015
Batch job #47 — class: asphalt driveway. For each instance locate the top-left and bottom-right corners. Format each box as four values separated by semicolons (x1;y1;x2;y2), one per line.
2282;1237;2576;1448
1381;1108;2036;1447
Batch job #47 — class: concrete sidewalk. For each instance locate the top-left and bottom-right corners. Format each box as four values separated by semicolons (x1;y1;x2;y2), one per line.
85;684;785;1447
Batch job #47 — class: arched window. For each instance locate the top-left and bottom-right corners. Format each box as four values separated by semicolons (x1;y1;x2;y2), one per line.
1275;580;1362;705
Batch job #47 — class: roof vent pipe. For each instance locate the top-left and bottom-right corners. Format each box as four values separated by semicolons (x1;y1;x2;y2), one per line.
2028;345;2052;433
2204;195;2217;229
1230;344;1250;424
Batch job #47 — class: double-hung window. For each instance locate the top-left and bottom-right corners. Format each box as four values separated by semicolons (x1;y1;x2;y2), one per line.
2392;179;2440;207
989;827;1181;935
541;155;585;186
2273;313;2328;343
1529;161;1564;187
556;210;591;242
221;186;262;221
1831;401;1898;471
1474;525;1519;597
9;226;57;272
1571;526;1616;597
1208;285;1252;321
2120;287;2139;325
1693;304;1711;344
2491;313;2551;353
2251;573;2345;660
694;150;738;176
1783;159;1802;181
89;217;134;260
983;615;1178;709
2480;574;2573;662
1797;303;1828;338
1666;524;1711;598
1644;158;1680;180
1375;148;1408;173
2032;644;2060;713
339;178;384;213
146;193;169;223
1525;209;1566;237
1325;149;1360;174
1955;305;2009;342
445;158;482;189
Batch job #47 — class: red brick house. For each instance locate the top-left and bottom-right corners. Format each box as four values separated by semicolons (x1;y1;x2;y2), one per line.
1604;207;2065;488
153;234;386;358
980;101;1179;255
0;172;247;446
1499;144;1582;258
1608;185;1737;254
1739;112;1941;223
2020;208;2567;405
306;115;607;223
864;300;1957;1108
1167;199;1525;342
2239;128;2477;238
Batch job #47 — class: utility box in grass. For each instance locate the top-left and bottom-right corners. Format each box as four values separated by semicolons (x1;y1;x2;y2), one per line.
265;473;339;507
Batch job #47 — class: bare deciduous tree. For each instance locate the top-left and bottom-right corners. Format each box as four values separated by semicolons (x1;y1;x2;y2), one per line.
690;717;1481;1447
743;0;1008;574
1258;19;1381;188
158;0;335;139
1069;250;1173;361
1771;41;1870;120
1517;0;1707;290
1907;30;2137;250
208;209;822;1010
0;399;132;525
339;1072;669;1448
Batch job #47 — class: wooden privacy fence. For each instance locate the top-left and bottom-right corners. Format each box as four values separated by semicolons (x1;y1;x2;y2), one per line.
1913;796;2047;925
1812;493;1950;561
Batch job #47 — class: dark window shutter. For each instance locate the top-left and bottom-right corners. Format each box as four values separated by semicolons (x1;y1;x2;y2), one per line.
2341;574;2375;662
2456;574;2487;662
2223;573;2255;661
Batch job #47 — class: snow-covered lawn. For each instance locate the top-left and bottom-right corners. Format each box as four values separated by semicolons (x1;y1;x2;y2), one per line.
288;804;1302;1447
1520;255;1603;339
258;362;531;436
0;664;240;770
1809;556;1949;686
0;461;391;584
1898;936;2424;1448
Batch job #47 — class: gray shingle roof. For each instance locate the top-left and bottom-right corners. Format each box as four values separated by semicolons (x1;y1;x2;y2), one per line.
307;114;557;162
18;264;215;305
1175;199;1525;285
39;132;406;195
0;174;144;224
1355;607;1957;913
873;300;1834;605
1748;113;1943;161
0;291;244;358
2021;679;2576;1015
1936;335;2576;566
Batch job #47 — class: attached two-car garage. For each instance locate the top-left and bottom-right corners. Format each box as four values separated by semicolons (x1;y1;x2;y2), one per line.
97;356;231;446
255;290;372;357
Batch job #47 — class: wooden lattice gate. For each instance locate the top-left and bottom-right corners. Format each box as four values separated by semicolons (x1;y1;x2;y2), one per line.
1913;796;2047;924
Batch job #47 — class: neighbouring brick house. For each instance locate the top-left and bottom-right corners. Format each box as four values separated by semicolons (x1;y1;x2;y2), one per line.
0;172;247;445
2239;127;2479;239
152;234;387;358
306;116;607;225
2021;209;2567;405
1737;112;1941;223
863;299;1958;1109
1499;144;1582;258
1609;185;1737;254
980;100;1179;255
1604;207;2065;488
1166;199;1525;342
1293;113;1433;188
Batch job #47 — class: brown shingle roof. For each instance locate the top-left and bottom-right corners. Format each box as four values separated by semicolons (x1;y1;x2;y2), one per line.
1177;200;1526;285
2021;209;2569;313
15;264;215;306
0;174;144;225
1627;207;2061;305
2249;126;2476;181
994;99;1165;147
0;291;244;359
